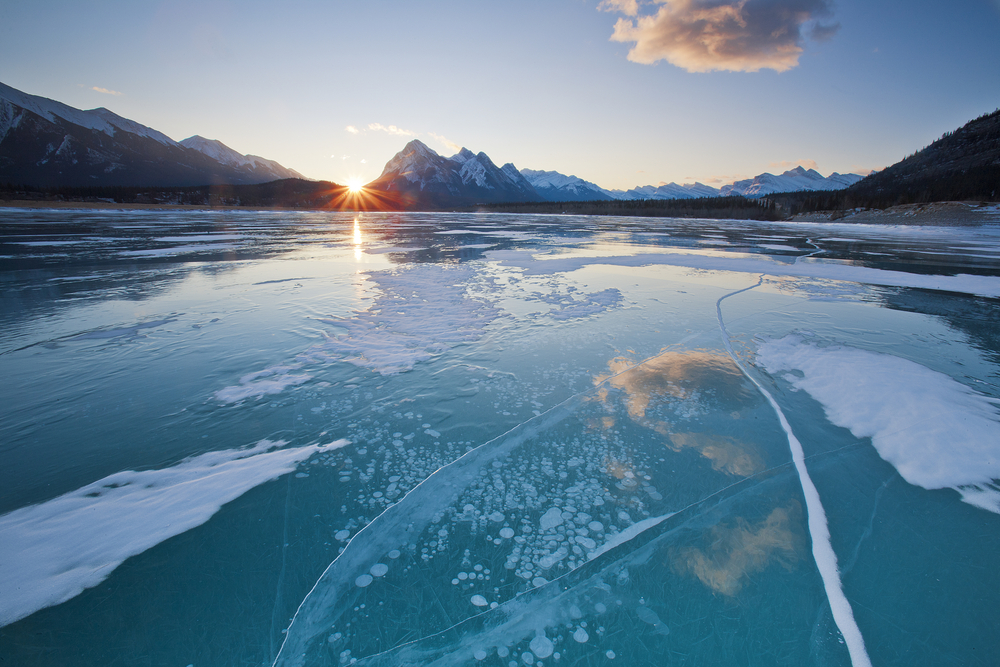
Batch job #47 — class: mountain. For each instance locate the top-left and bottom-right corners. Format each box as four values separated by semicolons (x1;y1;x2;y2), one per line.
847;108;1000;202
721;166;863;197
179;136;306;181
366;140;542;208
618;181;721;200
521;166;861;203
0;81;307;187
520;169;617;201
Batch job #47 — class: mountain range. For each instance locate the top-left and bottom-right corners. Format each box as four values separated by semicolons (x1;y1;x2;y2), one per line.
518;165;863;201
0;82;304;187
369;142;864;207
6;81;954;210
365;140;541;207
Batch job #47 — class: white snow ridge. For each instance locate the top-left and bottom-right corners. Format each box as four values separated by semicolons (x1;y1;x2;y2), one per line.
757;335;1000;512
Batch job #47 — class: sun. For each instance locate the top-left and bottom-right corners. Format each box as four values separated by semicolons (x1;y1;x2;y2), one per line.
346;179;364;193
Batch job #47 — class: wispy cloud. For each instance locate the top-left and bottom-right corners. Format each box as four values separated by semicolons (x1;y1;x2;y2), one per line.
368;123;416;136
769;159;818;171
92;86;123;96
704;172;749;186
598;0;639;16
605;0;839;73
345;125;359;134
428;132;461;154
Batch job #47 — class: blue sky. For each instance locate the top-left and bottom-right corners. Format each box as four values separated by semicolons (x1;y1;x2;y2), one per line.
3;0;999;190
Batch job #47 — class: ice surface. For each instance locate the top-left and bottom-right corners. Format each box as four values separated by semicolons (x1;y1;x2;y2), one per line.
718;282;871;667
0;439;348;627
487;249;1000;297
304;264;503;375
4;210;1000;667
119;243;240;257
757;335;1000;512
216;365;313;403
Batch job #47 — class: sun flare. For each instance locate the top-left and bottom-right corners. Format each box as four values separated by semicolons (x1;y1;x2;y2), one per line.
346;179;364;193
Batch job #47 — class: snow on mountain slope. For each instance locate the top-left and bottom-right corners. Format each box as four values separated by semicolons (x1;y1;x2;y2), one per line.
618;181;722;200
370;140;540;205
0;81;310;186
180;135;306;180
722;166;863;197
0;83;177;147
89;108;177;146
520;169;616;201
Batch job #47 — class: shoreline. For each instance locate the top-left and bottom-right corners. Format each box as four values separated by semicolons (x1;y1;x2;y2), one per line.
2;198;998;226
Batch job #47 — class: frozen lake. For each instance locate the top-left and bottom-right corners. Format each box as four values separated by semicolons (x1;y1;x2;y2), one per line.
1;208;999;666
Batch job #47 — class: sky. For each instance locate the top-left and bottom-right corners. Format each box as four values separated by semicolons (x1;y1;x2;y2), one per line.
2;0;999;191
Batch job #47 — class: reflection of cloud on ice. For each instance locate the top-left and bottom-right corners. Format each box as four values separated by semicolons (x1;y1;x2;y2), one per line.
595;350;763;476
0;439;348;627
671;503;804;596
668;431;763;477
757;334;1000;513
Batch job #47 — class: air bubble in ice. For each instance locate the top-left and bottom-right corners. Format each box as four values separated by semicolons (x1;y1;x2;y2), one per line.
355;574;373;587
573;627;589;643
530;634;554;659
370;563;388;577
500;527;515;538
471;595;488;607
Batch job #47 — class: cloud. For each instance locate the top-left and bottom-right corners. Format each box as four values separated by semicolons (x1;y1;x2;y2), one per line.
368;123;416;136
428;132;461;154
92;86;123;96
768;159;818;171
345;125;359;134
607;0;839;73
598;0;639;16
704;172;749;185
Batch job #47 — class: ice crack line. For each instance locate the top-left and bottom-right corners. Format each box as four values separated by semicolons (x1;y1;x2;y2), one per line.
716;276;873;667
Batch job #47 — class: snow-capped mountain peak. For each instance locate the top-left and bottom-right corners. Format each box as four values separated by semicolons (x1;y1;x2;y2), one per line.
369;141;541;206
721;167;863;197
520;168;617;201
449;147;476;164
0;80;309;186
179;135;306;181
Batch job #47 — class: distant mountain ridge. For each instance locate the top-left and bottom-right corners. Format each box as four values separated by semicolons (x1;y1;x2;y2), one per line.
0;81;306;187
367;140;541;207
720;166;863;197
519;169;616;201
519;164;863;202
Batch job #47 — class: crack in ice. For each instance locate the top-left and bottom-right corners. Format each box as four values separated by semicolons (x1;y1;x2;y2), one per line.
716;276;872;667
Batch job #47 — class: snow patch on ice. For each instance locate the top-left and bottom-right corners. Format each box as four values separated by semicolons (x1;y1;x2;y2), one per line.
307;264;503;375
0;438;347;627
757;335;1000;512
215;365;312;403
486;249;1000;298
